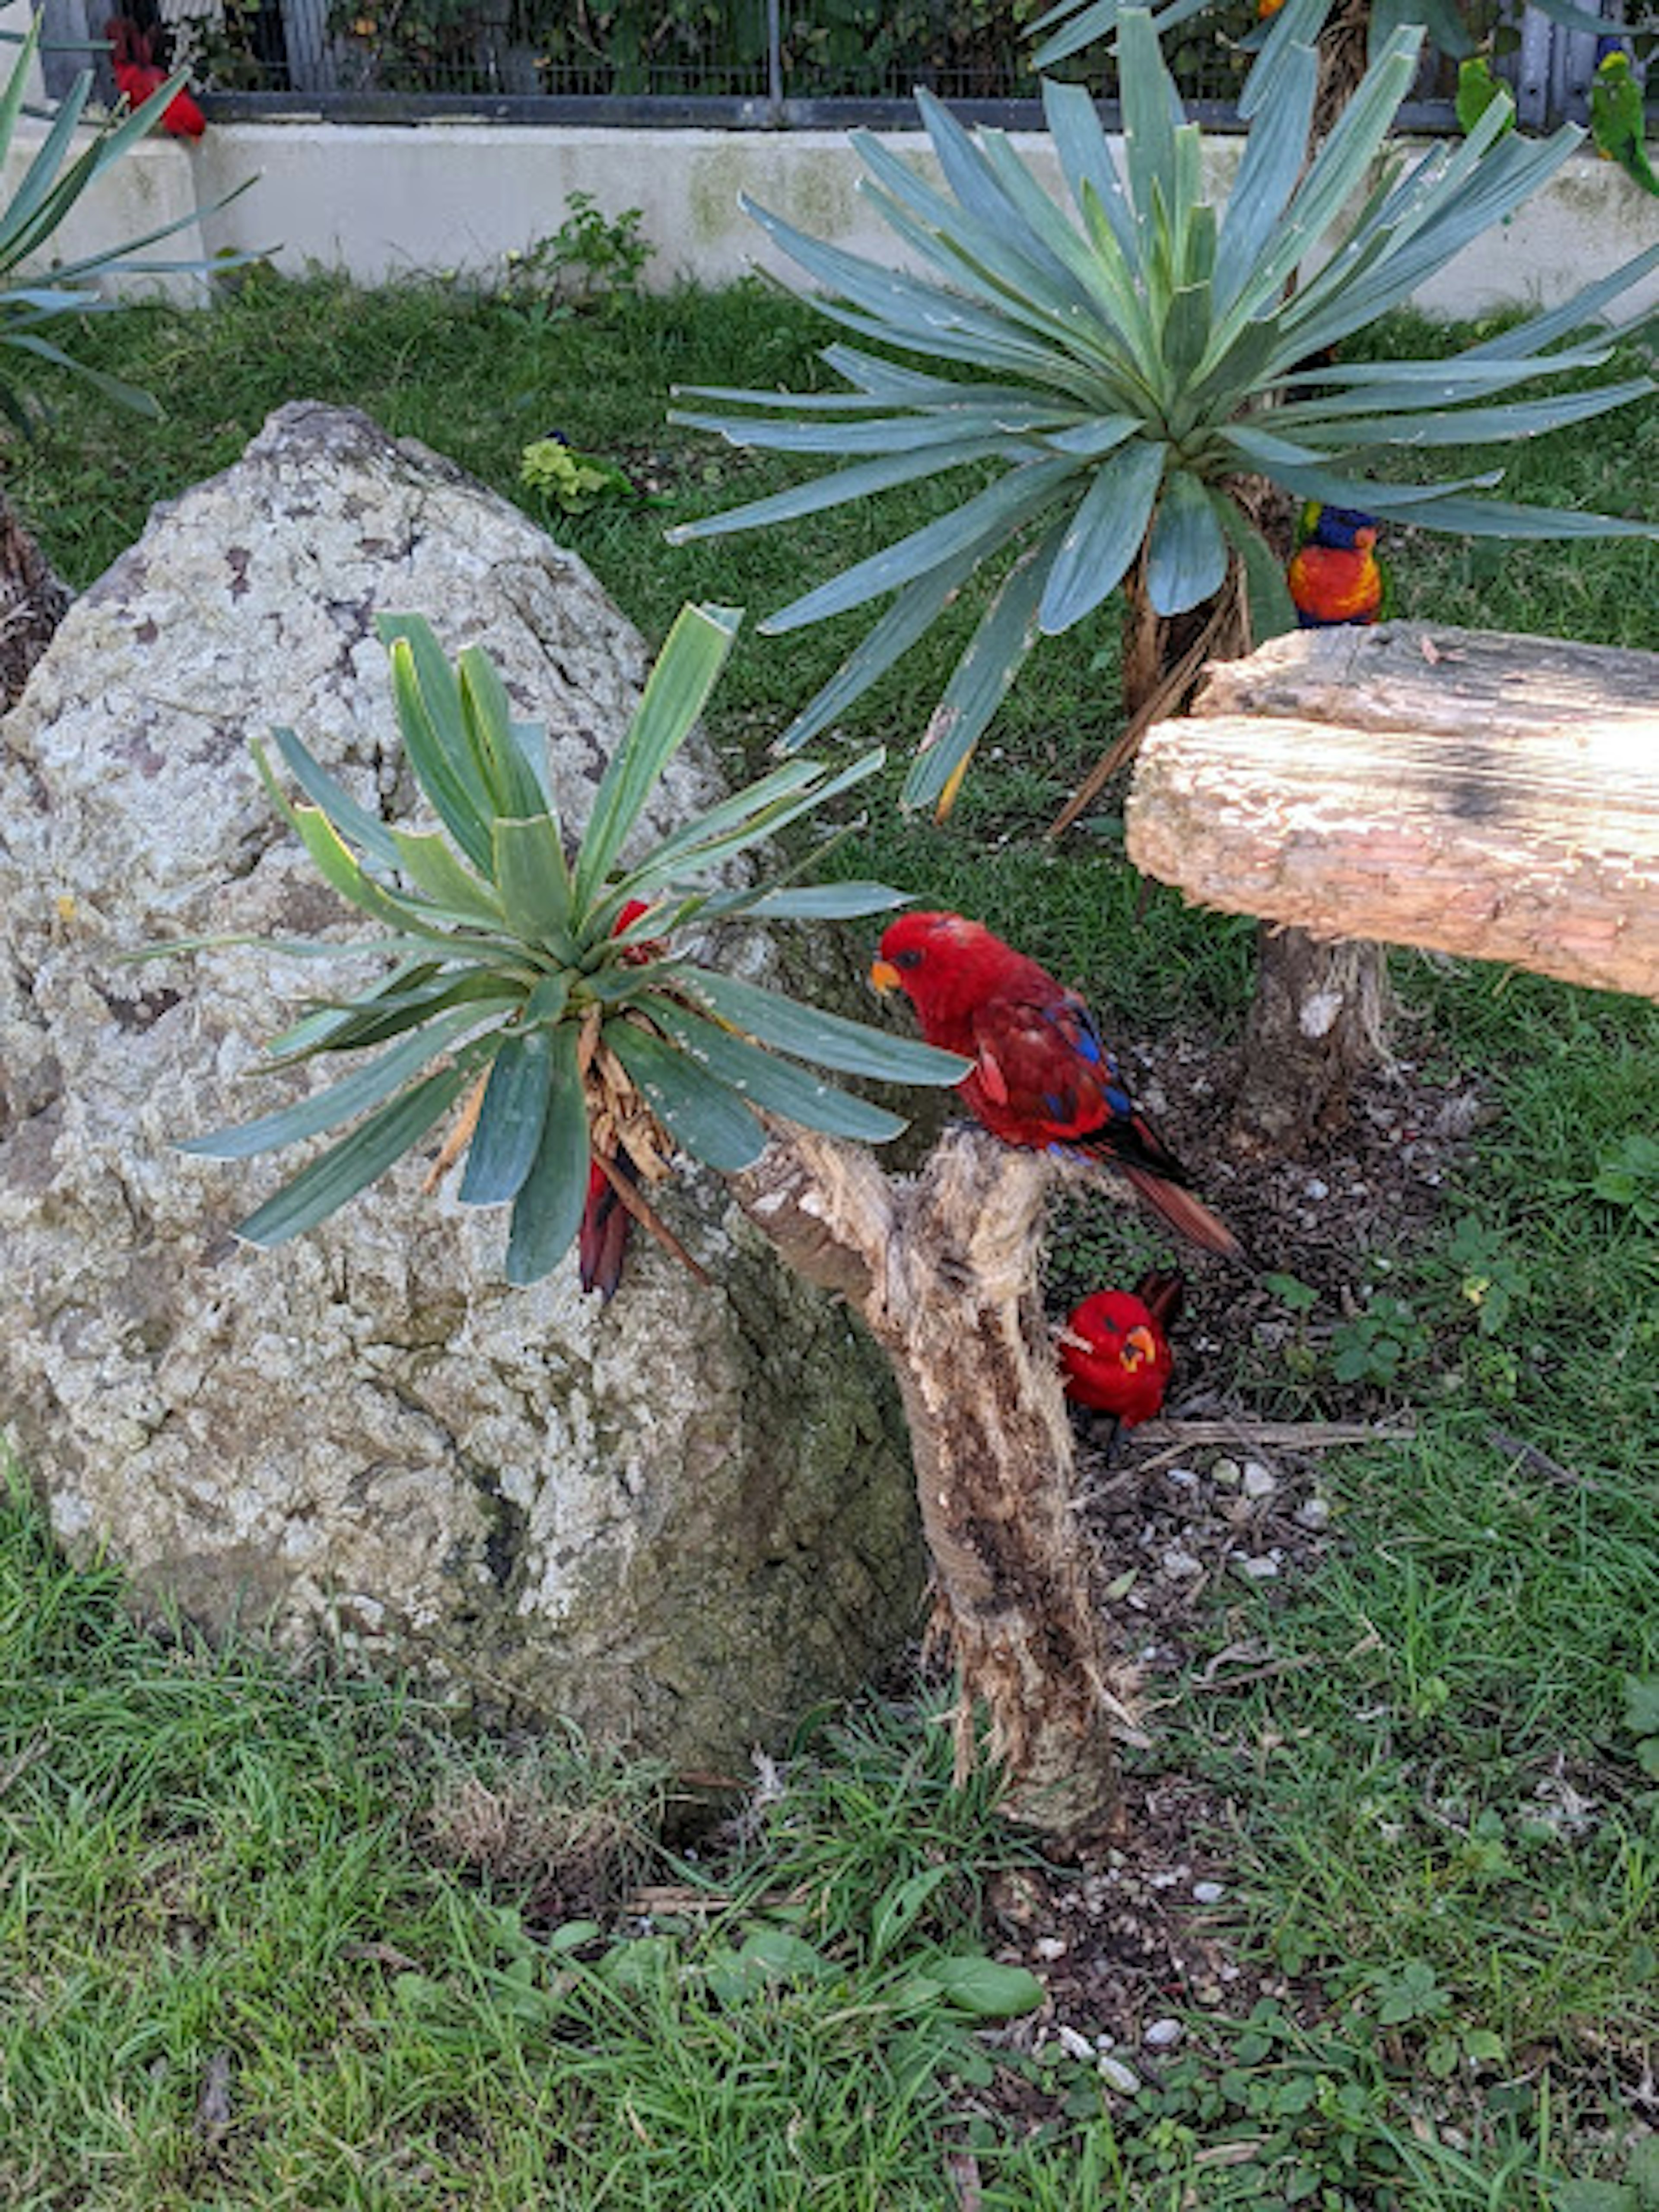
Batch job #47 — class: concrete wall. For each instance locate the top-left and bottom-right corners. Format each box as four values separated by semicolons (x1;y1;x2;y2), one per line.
16;118;1659;324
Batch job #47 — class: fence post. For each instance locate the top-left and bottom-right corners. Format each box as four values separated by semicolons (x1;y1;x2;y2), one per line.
766;0;783;122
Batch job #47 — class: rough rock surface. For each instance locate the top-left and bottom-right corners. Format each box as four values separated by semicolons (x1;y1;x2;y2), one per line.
0;402;921;1772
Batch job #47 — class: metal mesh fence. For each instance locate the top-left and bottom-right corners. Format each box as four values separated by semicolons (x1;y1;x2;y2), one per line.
48;0;1624;119
145;0;1281;110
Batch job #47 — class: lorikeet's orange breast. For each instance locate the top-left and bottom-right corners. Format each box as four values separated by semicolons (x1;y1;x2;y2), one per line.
1288;542;1384;627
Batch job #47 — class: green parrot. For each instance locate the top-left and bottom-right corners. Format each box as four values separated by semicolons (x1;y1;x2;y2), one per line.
1456;54;1516;139
1590;52;1659;197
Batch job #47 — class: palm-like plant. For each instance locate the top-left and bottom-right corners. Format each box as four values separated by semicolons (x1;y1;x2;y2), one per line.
1029;0;1627;108
0;13;249;704
172;604;969;1286
668;10;1657;818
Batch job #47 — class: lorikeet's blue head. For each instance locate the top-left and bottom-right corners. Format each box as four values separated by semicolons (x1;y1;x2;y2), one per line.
1298;502;1381;551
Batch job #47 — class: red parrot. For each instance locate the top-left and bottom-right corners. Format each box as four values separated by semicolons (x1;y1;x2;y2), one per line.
1059;1268;1184;1427
578;898;662;1300
106;17;207;140
869;912;1243;1260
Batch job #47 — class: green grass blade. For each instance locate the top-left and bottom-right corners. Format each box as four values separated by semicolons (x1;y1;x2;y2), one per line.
235;1065;470;1248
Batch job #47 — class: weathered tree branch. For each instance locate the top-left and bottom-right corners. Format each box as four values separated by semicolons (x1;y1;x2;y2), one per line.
732;1123;1137;1846
1128;623;1659;1002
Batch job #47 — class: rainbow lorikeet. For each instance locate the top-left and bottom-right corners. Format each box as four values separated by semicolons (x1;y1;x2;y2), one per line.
1059;1268;1184;1427
869;912;1243;1259
1590;53;1659;197
1287;502;1391;629
1456;55;1515;139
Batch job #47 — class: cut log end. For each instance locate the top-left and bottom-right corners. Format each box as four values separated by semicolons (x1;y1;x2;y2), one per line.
1125;622;1659;1003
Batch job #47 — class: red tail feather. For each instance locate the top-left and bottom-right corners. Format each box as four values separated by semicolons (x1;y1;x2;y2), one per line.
1117;1164;1246;1262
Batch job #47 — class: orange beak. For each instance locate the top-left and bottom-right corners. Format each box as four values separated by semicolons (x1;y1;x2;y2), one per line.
1355;527;1378;551
869;958;903;995
1122;1326;1156;1370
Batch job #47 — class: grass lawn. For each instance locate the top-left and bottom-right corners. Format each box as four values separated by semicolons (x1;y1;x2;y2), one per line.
2;273;1657;2209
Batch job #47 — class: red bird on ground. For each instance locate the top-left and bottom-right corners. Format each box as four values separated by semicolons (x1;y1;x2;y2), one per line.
106;17;206;140
578;898;661;1301
1059;1268;1184;1428
870;911;1243;1260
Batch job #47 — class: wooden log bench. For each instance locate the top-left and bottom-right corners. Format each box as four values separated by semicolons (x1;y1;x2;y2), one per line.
1125;621;1659;1001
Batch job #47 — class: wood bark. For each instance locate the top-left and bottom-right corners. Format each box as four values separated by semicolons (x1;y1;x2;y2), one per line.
1233;926;1392;1152
1126;622;1659;1003
733;1123;1137;1849
0;486;72;713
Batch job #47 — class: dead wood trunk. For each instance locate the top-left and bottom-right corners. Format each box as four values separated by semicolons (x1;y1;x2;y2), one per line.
733;1123;1135;1849
0;486;71;712
1232;926;1392;1153
1127;622;1659;1002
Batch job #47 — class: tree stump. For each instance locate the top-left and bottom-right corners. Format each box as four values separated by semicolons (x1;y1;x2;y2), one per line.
734;1123;1139;1849
1125;622;1659;1003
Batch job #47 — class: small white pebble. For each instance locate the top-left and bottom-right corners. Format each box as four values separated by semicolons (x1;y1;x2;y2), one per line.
1166;1466;1199;1489
1033;1936;1068;1962
1144;2018;1184;2049
1057;2023;1095;2062
1304;1176;1329;1199
1296;1497;1332;1532
1161;1548;1202;1579
1192;1880;1226;1905
1098;2056;1140;2094
1236;1555;1280;1580
1241;1462;1276;1499
1211;1457;1241;1487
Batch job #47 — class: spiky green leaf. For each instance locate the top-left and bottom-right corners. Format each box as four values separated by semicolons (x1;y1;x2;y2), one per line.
459;1027;555;1205
678;970;972;1087
504;1024;591;1284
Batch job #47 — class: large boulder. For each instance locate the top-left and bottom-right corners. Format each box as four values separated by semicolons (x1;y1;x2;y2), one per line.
0;402;921;1772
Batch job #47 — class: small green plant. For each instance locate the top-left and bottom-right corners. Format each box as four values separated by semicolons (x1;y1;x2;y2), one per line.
502;193;654;318
1624;1675;1659;1786
520;434;638;518
1264;1268;1320;1378
1330;1292;1430;1387
1441;1216;1529;1338
1592;1132;1659;1230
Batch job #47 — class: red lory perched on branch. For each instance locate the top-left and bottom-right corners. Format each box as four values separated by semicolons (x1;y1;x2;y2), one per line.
869;912;1243;1260
1288;503;1390;629
1059;1268;1184;1428
106;16;206;139
578;898;666;1301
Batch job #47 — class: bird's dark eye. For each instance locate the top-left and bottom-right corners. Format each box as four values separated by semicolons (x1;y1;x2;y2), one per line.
895;949;923;970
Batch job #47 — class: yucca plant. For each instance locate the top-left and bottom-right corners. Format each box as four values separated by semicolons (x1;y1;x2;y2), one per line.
668;10;1658;820
172;603;969;1287
0;13;251;704
1029;0;1628;121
